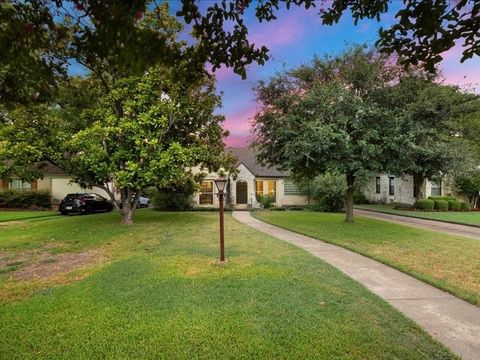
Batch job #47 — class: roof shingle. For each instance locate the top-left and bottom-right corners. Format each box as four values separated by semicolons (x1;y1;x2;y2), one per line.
227;147;289;178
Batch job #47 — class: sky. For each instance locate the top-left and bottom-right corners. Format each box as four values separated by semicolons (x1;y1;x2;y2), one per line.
203;4;480;147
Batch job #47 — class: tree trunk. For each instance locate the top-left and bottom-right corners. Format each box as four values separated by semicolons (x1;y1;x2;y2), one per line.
121;207;134;225
345;172;355;223
119;187;140;225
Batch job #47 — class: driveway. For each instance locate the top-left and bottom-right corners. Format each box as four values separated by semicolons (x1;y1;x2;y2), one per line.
355;208;480;240
233;211;480;360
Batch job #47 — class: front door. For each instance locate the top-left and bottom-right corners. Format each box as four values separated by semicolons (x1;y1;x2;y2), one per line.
236;181;248;204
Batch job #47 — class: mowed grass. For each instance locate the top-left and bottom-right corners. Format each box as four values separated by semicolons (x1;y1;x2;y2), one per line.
0;210;57;223
0;210;455;359
356;204;480;226
253;211;480;306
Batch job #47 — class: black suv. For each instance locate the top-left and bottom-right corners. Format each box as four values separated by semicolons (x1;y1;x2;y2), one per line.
59;193;114;215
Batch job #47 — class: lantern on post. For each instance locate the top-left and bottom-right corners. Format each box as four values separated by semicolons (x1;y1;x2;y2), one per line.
214;177;227;262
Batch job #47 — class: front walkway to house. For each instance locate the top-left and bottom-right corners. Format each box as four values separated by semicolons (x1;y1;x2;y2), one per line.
354;208;480;240
232;211;480;360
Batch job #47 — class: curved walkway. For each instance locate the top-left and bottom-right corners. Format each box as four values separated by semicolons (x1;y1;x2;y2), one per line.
355;208;480;240
232;211;480;360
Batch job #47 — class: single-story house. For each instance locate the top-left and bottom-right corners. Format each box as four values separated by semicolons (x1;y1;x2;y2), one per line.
362;174;453;205
0;161;112;204
193;147;308;209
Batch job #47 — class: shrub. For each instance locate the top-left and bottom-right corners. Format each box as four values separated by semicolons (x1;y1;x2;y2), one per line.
429;196;457;201
460;201;471;211
415;199;434;211
448;200;462;211
301;173;346;212
434;199;449;211
146;181;196;211
0;190;51;209
257;194;275;209
393;203;414;210
353;192;368;204
285;205;305;211
270;206;286;211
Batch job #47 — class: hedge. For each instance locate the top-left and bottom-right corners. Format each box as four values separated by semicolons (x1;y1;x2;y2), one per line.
428;196;457;201
415;199;434;211
448;200;462;211
434;199;449;211
0;190;51;209
460;201;471;211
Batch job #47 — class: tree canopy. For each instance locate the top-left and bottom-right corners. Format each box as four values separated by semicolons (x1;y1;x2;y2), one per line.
383;76;479;198
253;47;396;222
1;0;479;103
0;2;232;224
253;46;479;222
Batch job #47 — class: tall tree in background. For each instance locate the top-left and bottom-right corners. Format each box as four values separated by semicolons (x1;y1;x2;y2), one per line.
253;47;397;222
384;77;479;199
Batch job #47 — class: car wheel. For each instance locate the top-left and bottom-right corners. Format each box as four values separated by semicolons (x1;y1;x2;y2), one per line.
60;211;68;215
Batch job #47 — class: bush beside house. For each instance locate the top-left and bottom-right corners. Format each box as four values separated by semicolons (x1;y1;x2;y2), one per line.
415;199;435;211
414;196;470;212
0;190;51;209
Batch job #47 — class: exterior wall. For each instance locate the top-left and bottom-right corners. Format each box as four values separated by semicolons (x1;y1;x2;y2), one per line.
274;178;309;206
363;174;417;205
49;177;111;203
37;177;51;192
231;164;258;207
364;173;459;205
191;164;309;208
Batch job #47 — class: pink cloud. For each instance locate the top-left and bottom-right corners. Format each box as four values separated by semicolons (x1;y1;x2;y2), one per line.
440;44;480;92
249;11;311;49
223;105;258;147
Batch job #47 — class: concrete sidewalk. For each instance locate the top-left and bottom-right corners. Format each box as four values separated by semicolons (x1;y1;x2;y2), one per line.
232;211;480;360
355;208;480;240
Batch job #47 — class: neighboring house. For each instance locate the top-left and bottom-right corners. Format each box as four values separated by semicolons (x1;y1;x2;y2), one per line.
194;147;308;209
363;173;452;205
0;161;112;204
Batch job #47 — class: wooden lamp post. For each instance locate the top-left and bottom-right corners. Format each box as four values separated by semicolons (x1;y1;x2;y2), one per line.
214;177;227;262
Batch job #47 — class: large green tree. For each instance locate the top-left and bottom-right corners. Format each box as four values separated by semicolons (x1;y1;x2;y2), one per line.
0;3;230;224
384;77;479;199
253;47;396;222
65;67;227;224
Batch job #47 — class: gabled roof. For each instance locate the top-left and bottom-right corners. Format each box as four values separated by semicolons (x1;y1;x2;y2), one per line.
36;161;66;175
227;147;289;178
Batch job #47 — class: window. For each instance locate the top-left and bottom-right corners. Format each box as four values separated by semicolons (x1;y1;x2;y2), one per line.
255;180;276;202
9;179;31;192
199;181;213;205
431;181;442;196
388;176;395;196
284;179;301;195
375;177;381;194
255;180;264;199
267;180;276;197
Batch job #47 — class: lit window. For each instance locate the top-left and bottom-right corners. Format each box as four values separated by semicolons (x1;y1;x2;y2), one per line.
267;180;276;197
199;181;213;205
10;179;31;192
255;180;264;199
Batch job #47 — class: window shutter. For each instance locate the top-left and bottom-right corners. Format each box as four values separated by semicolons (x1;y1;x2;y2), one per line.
1;180;8;190
31;180;38;191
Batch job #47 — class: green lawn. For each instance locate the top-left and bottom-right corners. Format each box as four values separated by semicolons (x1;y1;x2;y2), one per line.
356;203;480;226
253;211;480;306
0;210;57;223
0;210;454;359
